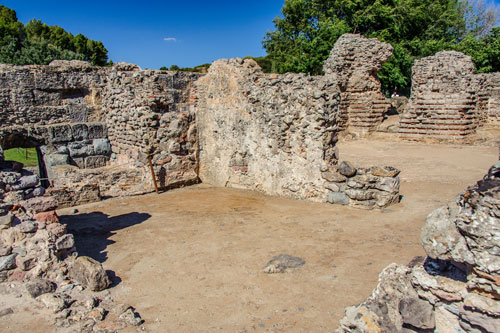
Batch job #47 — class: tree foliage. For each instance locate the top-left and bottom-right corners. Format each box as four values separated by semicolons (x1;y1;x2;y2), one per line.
0;5;109;66
263;0;500;94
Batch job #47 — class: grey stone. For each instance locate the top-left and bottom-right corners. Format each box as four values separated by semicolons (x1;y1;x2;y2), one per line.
327;191;349;205
399;297;435;330
25;279;55;298
322;171;347;183
84;156;107;169
93;138;111;155
0;214;13;227
49;124;72;143
71;123;88;140
68;141;94;157
263;254;305;274
69;105;88;123
55;234;75;251
88;123;106;139
20;196;58;213
18;221;37;233
68;256;111;291
45;153;69;167
10;174;39;191
0;254;16;271
338;161;356;177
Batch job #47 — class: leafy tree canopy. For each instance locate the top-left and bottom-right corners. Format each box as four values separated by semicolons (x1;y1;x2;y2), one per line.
263;0;500;94
0;5;109;66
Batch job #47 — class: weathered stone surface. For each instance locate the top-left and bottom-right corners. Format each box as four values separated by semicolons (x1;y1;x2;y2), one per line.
337;167;500;332
323;34;393;134
0;214;13;227
25;278;55;298
338;161;356;177
263;254;305;274
46;223;66;237
19;196;58;213
55;234;75;251
0;254;16;271
327;191;349;205
18;221;37;233
37;293;67;313
69;256;111;291
421;165;500;275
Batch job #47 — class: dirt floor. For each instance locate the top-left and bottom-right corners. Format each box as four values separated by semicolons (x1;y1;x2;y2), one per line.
59;138;498;332
1;137;498;332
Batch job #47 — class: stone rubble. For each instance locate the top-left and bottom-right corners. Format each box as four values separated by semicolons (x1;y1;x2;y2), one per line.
336;162;500;332
0;152;143;331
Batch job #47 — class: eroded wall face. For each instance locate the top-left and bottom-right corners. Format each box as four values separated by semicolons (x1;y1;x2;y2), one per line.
323;34;393;134
0;61;203;204
102;67;202;189
195;58;340;202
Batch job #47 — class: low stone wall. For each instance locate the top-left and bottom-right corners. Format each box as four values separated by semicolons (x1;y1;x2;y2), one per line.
336;163;500;332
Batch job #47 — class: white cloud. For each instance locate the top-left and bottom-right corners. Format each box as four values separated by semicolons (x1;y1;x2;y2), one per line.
163;37;177;42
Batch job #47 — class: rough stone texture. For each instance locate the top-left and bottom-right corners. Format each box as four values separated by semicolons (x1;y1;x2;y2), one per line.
195;36;399;208
195;57;340;202
336;164;500;332
400;51;500;140
68;256;111;291
323;34;393;134
263;254;306;274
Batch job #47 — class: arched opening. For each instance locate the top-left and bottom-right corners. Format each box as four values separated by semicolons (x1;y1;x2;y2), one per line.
0;132;50;188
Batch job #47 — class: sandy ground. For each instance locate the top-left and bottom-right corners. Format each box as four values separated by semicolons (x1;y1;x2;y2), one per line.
1;137;498;332
60;139;497;332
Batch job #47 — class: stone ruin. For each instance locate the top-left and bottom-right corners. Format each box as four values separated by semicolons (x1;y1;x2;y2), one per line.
0;32;499;331
337;162;500;332
0;34;403;210
400;51;500;140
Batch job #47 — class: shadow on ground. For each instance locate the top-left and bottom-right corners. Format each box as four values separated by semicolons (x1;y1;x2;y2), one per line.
59;212;151;264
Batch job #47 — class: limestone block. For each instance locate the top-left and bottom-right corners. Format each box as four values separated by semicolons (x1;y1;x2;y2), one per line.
49;124;72;143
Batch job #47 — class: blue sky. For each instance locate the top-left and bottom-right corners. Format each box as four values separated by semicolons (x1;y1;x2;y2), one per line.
2;1;500;69
1;0;284;69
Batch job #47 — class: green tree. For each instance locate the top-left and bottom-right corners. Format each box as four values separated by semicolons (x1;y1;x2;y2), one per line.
263;0;499;94
0;5;109;66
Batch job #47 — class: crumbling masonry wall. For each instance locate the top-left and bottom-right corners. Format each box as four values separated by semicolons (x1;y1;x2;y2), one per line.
400;51;500;140
0;34;400;209
323;34;393;134
194;34;400;208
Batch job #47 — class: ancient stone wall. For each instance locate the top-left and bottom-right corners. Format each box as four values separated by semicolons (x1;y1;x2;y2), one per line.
399;51;500;140
102;64;202;189
336;163;500;332
0;61;203;204
323;34;393;135
195;58;340;202
195;51;400;208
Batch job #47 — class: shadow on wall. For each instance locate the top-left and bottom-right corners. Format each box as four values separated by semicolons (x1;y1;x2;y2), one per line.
59;212;151;264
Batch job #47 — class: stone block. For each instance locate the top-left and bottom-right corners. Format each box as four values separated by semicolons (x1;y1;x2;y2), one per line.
69;105;89;123
327;191;349;205
49;124;72;143
93;138;111;155
68;141;94;157
84;156;107;169
88;123;106;139
0;254;16;271
71;123;88;140
69;256;111;291
45;153;69;167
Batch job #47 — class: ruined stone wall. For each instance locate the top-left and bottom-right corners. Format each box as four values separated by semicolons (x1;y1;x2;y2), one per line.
0;61;203;204
323;34;393;135
102;64;202;189
195;51;400;208
477;72;500;121
195;58;340;202
399;51;500;140
336;163;500;332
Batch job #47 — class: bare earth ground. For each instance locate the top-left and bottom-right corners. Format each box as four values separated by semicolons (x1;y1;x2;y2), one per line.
1;137;498;332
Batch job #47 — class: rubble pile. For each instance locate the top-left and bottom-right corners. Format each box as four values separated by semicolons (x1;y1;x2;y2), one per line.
0;148;143;331
336;162;500;332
